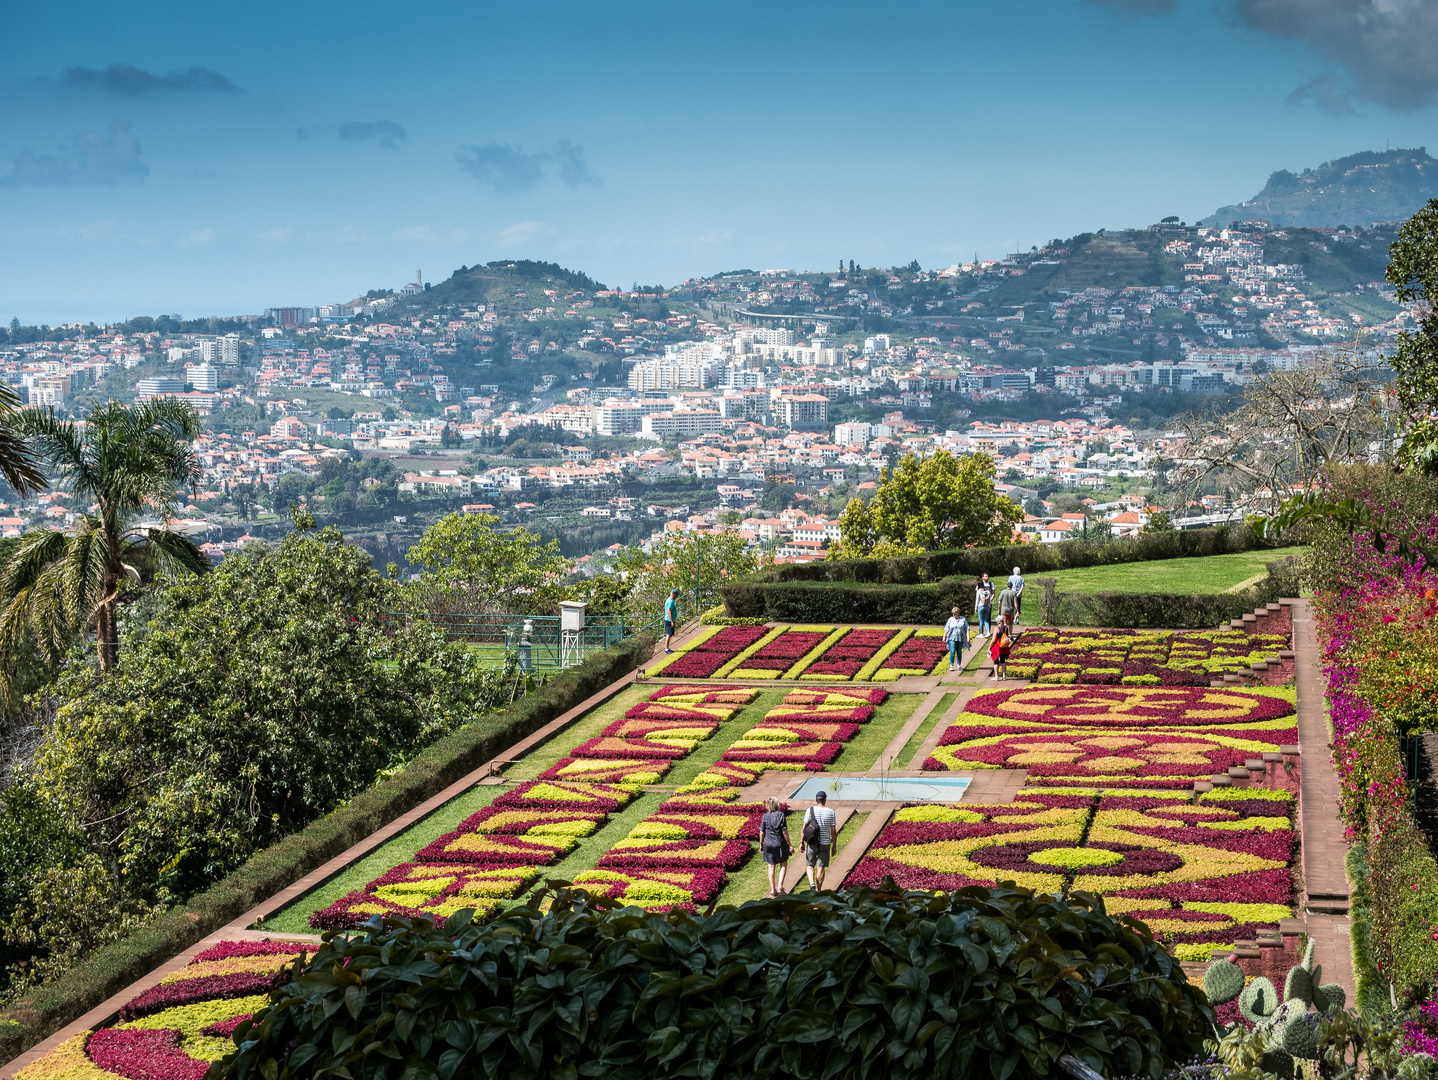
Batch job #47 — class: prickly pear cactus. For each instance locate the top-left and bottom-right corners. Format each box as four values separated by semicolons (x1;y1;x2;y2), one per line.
1204;958;1246;1005
1281;1011;1322;1060
1239;976;1280;1025
1260;1046;1296;1079
1283;965;1314;1006
1314;982;1346;1013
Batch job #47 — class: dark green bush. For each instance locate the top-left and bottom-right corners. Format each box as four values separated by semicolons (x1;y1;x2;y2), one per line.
0;634;651;1067
726;558;1303;629
219;882;1213;1080
760;525;1274;586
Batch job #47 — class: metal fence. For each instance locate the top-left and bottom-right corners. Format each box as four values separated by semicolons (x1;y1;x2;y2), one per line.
390;594;709;670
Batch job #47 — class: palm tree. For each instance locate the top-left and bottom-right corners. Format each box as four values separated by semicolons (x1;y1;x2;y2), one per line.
0;382;48;497
0;399;209;675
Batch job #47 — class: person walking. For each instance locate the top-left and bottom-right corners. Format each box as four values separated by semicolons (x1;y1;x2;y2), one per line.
803;790;838;891
1008;566;1026;626
974;573;995;637
997;580;1018;633
989;624;1012;681
662;589;680;654
759;797;791;897
943;605;970;672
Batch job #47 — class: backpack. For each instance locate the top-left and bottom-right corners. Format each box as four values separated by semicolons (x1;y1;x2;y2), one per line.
802;807;821;845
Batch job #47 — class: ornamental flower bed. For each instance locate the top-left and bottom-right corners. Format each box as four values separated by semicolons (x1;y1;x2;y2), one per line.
924;685;1297;788
1006;628;1290;686
874;629;949;680
17;940;311;1080
310;863;540;928
796;627;903;679
720;739;844;768
537;757;674;786
644;624;771;678
845;786;1295;960
569;867;729;910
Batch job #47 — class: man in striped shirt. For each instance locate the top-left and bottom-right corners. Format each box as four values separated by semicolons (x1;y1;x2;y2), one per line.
804;790;838;890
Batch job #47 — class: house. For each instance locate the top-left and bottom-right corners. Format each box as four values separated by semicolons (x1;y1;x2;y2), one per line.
1039;519;1081;543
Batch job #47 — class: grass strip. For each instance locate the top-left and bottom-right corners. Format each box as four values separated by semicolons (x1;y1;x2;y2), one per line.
896;692;959;768
827;694;926;773
502;684;652;780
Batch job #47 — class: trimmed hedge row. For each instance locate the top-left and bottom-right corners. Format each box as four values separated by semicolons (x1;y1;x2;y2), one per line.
763;524;1269;585
0;633;652;1068
722;559;1303;630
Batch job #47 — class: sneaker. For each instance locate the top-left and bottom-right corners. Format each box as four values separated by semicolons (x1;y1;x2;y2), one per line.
665;648;673;655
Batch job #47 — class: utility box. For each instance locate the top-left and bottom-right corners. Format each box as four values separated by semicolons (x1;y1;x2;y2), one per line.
560;601;587;632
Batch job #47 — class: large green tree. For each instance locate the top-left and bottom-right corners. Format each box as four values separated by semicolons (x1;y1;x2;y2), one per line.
609;528;765;619
26;522;502;900
405;512;572;615
1387;199;1438;472
0;400;209;680
834;450;1023;558
0;383;46;498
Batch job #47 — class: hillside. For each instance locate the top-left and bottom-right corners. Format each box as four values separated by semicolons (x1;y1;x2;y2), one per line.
1205;148;1438;228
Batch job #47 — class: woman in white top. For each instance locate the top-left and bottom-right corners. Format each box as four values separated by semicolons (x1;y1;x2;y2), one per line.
943;606;969;672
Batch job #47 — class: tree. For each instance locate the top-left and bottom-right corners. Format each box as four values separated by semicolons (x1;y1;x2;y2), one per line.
1144;510;1175;534
610;529;766;618
0;383;45;499
406;512;571;615
26;521;502;899
1386;199;1438;472
833;450;1023;558
0;400;208;682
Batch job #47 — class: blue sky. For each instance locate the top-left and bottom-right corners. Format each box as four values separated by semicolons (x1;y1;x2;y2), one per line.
3;0;1436;324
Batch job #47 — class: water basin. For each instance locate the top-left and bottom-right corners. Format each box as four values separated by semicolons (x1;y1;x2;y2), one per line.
788;776;972;802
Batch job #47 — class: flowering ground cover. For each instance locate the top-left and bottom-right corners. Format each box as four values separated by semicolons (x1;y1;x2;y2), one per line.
16;940;311;1080
1004;628;1290;685
845;785;1296;960
924;685;1297;788
646;624;949;681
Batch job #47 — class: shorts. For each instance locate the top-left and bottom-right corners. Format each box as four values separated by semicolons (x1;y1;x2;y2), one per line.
762;846;787;865
805;842;831;867
663;620;675;635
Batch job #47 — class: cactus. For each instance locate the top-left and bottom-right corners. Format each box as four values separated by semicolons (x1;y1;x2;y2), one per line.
1260;1046;1296;1079
1204;958;1246;1005
1301;939;1316;971
1240;977;1280;1024
1281;1012;1322;1060
1314;982;1346;1013
1283;965;1314;1006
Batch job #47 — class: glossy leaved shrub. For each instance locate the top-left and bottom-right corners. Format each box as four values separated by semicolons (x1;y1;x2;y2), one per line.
219;881;1213;1080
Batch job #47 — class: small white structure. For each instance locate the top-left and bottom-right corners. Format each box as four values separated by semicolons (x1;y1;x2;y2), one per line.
560;601;587;669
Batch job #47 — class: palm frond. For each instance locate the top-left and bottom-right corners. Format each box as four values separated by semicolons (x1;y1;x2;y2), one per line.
0;528;72;604
142;528;210;578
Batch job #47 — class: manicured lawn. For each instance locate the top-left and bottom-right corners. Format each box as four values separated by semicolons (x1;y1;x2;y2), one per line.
1038;546;1306;595
826;693;925;772
896;691;959;768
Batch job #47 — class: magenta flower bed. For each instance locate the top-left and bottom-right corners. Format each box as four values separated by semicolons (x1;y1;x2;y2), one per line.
801;659;866;676
199;1014;255;1039
412;832;573;866
191;940;308;963
720;741;843;765
656;651;730;678
568;736;693;760
1114;867;1293;904
87;1028;210;1080
762;706;875;723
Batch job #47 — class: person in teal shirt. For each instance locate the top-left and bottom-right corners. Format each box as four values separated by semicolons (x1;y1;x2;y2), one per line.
663;589;680;653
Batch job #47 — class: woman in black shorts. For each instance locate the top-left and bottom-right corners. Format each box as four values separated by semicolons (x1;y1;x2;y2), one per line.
759;796;791;898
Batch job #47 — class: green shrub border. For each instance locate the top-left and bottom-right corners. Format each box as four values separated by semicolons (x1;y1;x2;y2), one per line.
759;524;1275;585
724;558;1303;629
0;633;652;1067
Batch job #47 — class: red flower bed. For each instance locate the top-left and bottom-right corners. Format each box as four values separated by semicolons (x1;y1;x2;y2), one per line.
621;703;730;722
87;1028;210;1080
782;687;889;705
491;780;631;813
693;625;770;651
596;838;752;871
191;940;308;963
762;706;875;723
449;806;607;835
413;831;575;866
199;1014;255;1039
720;741;843;766
655;651;730;678
1111;867;1293;904
958;685;1297;727
649;686;758;703
569;736;694;760
747;630;828;659
118;973;277;1021
746;721;863;742
536;757;673;785
879;637;948;672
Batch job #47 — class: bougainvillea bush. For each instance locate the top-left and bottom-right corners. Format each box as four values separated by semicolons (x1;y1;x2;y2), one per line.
15;940;309;1080
924;685;1298;789
1307;471;1438;1008
846;786;1296;960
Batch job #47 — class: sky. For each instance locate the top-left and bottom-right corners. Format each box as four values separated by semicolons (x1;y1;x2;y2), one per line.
2;0;1437;325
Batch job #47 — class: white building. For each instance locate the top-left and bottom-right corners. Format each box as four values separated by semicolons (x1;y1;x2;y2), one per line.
188;363;220;392
639;409;722;440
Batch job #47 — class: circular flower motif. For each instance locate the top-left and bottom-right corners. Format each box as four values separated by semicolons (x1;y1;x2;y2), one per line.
964;686;1295;728
968;840;1185;875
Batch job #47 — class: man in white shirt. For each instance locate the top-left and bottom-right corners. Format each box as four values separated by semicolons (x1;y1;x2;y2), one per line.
804;790;838;890
1008;567;1025;626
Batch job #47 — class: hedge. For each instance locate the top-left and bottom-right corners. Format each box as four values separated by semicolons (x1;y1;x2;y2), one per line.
0;633;652;1068
217;882;1213;1080
761;524;1270;585
723;559;1303;630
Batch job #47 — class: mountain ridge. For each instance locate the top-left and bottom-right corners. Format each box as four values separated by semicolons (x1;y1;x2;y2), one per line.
1205;147;1438;228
